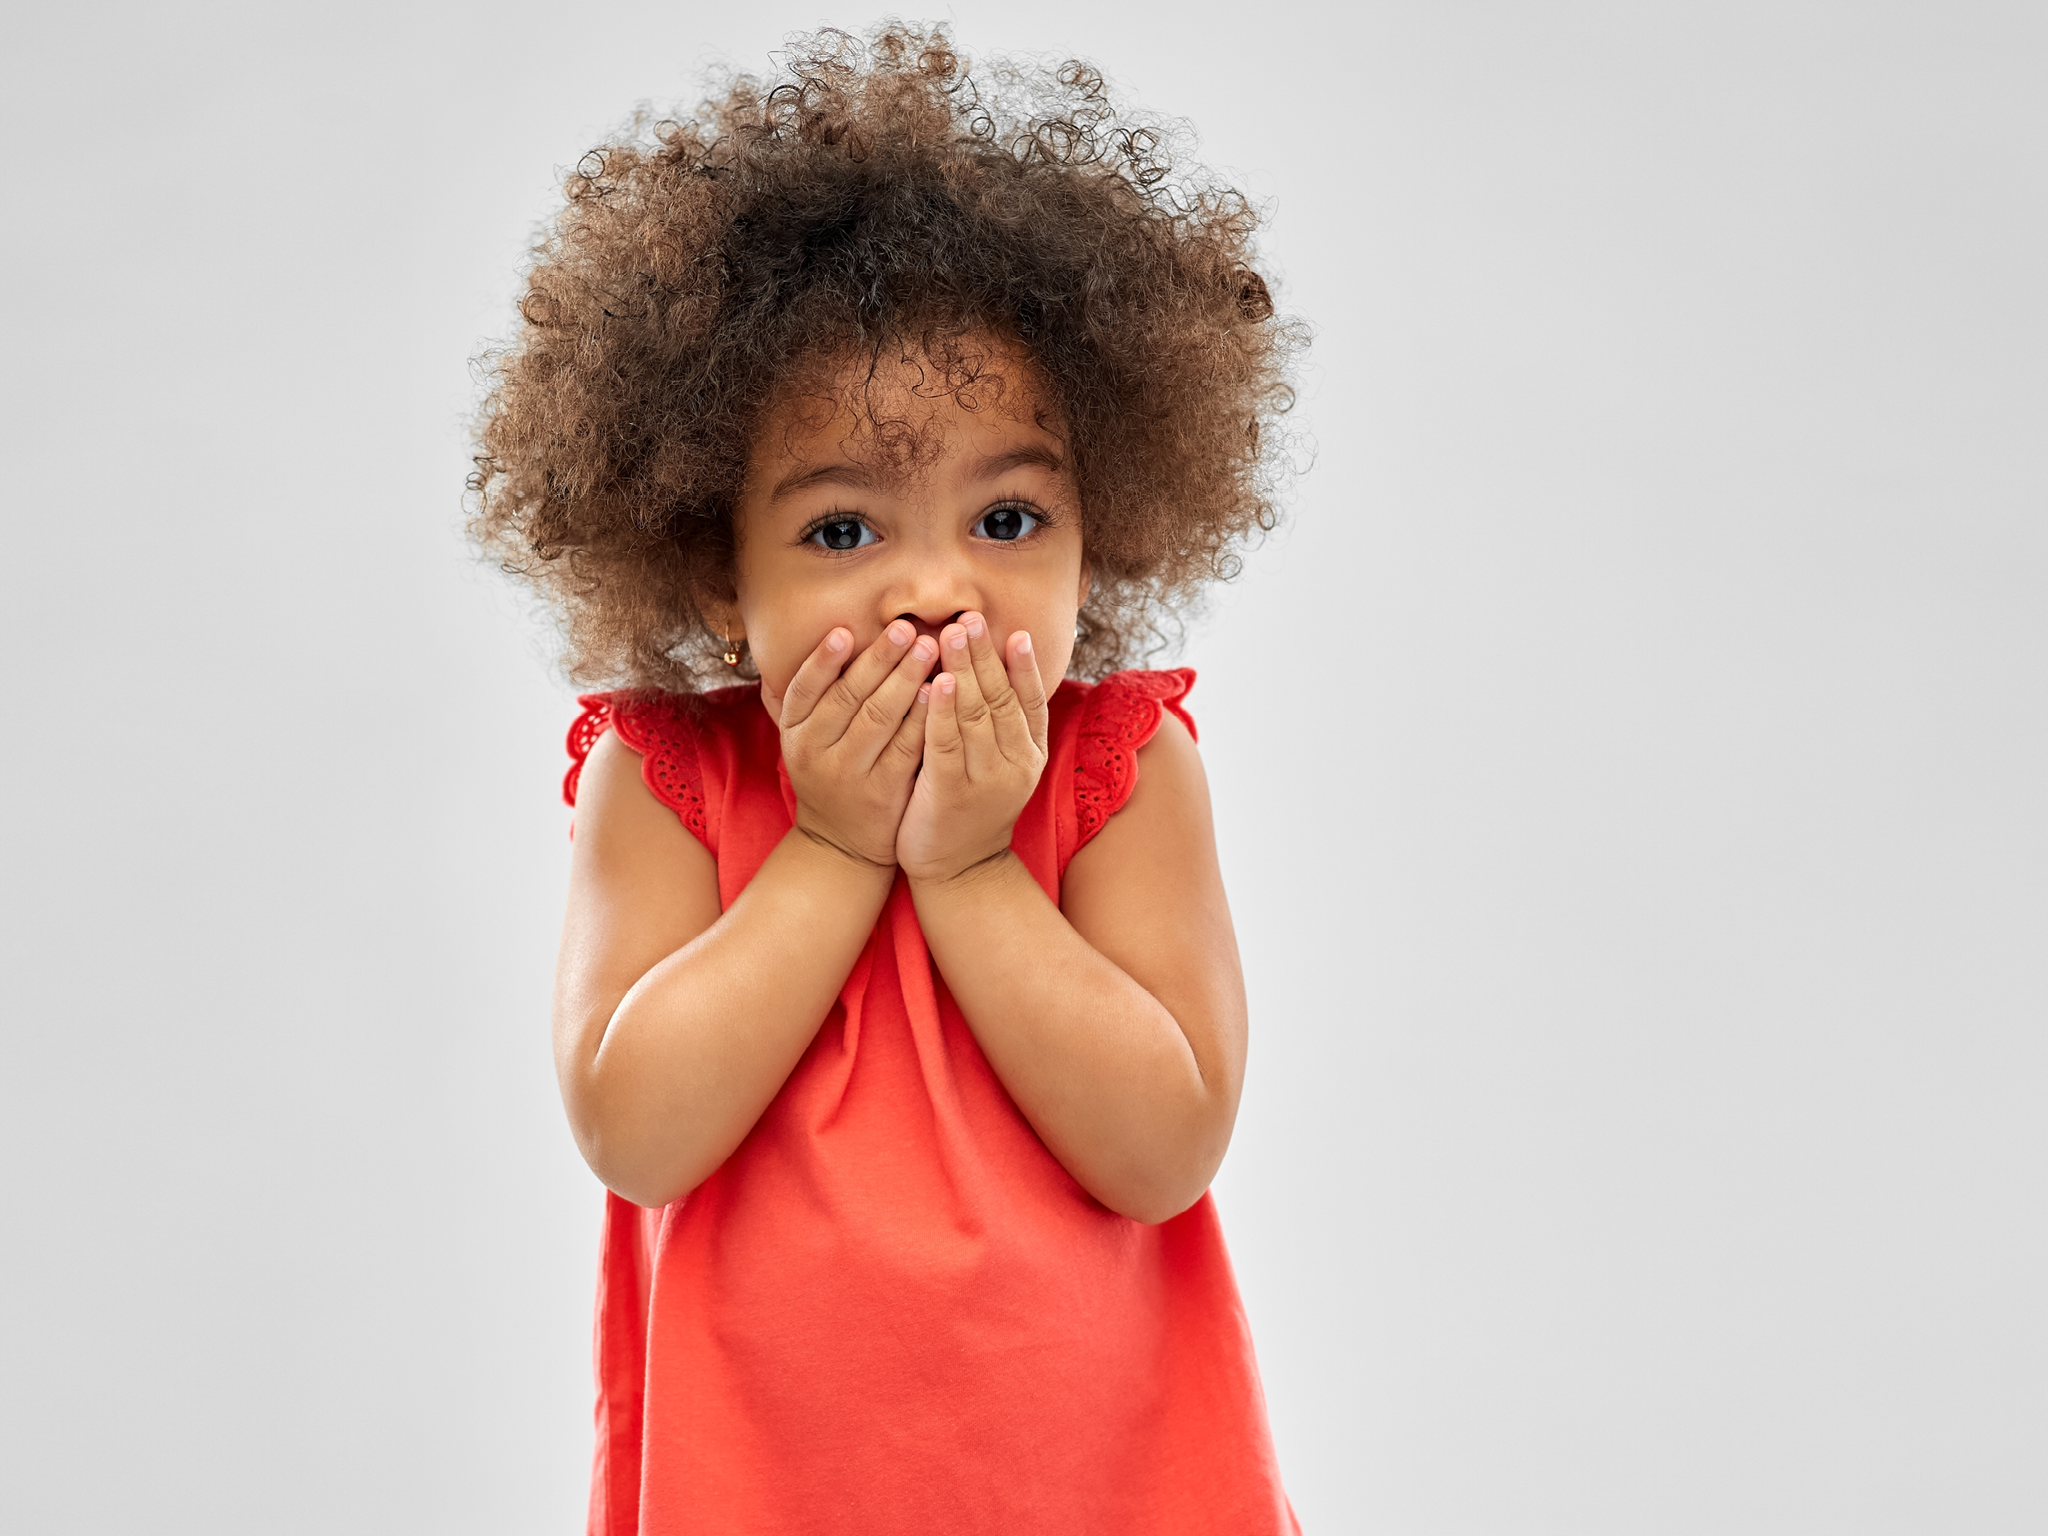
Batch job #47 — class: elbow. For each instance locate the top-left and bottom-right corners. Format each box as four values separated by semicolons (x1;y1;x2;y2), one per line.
1095;1137;1232;1226
602;1169;692;1211
577;1124;703;1210
561;1075;711;1210
1114;1163;1221;1225
1106;1081;1239;1225
1117;1189;1206;1227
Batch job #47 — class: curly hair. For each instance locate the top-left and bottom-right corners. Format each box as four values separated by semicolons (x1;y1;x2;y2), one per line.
469;22;1306;689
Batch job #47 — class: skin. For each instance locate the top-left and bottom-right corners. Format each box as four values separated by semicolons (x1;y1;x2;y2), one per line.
553;341;1248;1223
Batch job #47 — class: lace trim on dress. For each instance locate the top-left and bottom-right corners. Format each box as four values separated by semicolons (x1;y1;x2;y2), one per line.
1071;668;1197;851
564;691;710;843
563;695;613;807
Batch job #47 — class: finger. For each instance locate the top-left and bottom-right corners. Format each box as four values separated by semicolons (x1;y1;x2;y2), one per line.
883;675;933;776
1005;631;1051;755
924;668;966;780
939;621;997;780
778;627;854;728
959;611;1029;761
848;631;940;769
809;620;919;744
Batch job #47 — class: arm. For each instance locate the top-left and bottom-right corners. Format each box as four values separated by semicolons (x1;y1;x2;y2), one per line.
900;621;1246;1223
553;624;936;1207
553;738;891;1206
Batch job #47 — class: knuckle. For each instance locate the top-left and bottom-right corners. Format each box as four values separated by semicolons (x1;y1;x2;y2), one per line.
859;695;897;731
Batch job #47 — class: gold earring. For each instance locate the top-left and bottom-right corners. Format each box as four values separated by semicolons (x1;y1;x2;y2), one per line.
722;630;742;667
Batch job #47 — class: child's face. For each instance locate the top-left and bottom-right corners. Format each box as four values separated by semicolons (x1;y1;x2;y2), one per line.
728;340;1089;709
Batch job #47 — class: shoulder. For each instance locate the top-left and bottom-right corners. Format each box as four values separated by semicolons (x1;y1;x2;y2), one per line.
1058;674;1233;1012
560;717;722;962
1069;666;1198;745
572;724;673;826
567;726;717;896
565;685;760;845
570;686;757;777
1067;701;1210;874
1057;668;1201;863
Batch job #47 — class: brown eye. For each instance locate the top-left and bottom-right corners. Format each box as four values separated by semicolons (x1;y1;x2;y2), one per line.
974;506;1039;542
809;518;875;551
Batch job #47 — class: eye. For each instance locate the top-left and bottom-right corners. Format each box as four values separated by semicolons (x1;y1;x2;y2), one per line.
974;504;1041;543
807;517;876;551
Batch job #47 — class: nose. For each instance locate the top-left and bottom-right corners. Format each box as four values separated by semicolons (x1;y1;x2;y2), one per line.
896;609;965;644
881;523;981;642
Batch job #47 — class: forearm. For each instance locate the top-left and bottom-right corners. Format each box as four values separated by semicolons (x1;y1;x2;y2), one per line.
563;830;893;1205
910;852;1234;1222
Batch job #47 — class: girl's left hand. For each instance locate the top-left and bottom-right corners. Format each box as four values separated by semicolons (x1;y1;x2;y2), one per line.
896;612;1050;884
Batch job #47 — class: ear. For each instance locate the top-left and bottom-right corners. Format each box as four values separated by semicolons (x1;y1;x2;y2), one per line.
698;593;747;644
1075;561;1092;609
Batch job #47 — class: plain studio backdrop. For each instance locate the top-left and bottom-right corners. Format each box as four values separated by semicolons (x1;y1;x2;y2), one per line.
3;3;2042;1531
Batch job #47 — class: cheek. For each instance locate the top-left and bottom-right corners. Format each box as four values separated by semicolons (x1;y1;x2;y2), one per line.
1014;588;1082;681
1039;623;1081;683
740;588;867;700
731;580;807;697
745;622;812;700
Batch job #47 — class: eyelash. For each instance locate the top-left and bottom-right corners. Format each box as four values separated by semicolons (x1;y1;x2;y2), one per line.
795;500;1057;550
797;512;878;552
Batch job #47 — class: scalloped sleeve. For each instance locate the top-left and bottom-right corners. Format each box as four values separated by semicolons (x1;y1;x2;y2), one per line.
1063;667;1197;866
564;691;711;847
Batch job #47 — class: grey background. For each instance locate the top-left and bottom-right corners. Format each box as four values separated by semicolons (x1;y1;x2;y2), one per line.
4;3;2042;1531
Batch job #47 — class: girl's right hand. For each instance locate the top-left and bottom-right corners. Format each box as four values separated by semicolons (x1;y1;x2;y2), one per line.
768;620;937;868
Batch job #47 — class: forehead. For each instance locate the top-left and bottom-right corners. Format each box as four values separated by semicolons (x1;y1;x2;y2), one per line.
751;337;1065;486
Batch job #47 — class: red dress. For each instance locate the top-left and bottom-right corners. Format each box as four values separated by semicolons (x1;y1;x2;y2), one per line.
563;669;1296;1535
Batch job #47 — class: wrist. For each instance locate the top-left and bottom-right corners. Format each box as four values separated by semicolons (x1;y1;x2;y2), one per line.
788;823;899;885
905;845;1023;895
791;809;899;876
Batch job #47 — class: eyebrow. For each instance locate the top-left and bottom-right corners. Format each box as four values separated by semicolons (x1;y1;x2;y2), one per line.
967;444;1065;482
767;461;876;503
765;442;1066;504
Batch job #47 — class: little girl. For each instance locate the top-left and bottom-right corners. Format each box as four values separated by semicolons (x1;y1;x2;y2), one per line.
471;25;1305;1534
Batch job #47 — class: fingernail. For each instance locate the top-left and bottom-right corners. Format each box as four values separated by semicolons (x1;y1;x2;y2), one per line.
937;673;956;694
964;613;985;638
917;684;931;702
947;629;967;651
887;621;912;646
827;630;849;653
912;637;936;661
1015;633;1032;655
